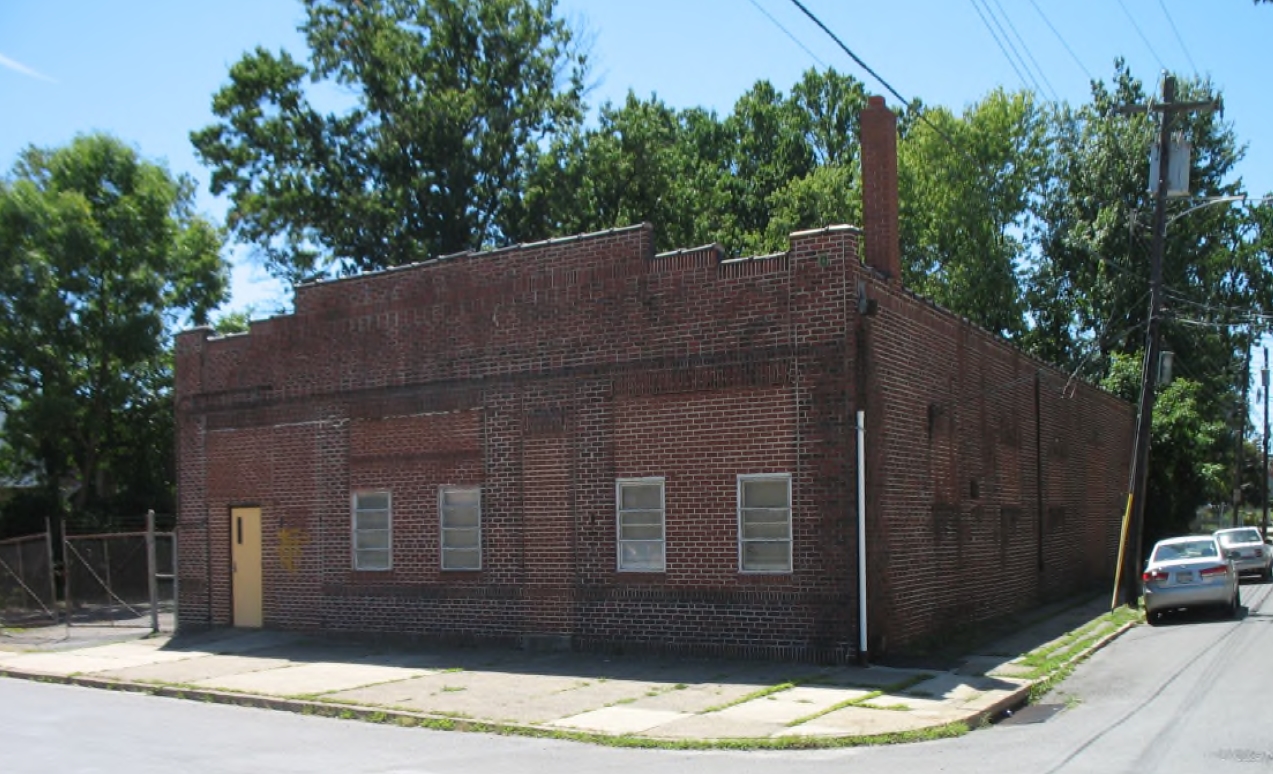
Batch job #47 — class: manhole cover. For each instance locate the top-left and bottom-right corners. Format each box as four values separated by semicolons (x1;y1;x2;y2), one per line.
996;703;1064;726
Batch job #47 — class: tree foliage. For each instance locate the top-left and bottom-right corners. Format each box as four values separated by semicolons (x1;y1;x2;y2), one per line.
0;134;228;532
899;89;1047;338
193;0;587;283
1026;62;1271;537
190;0;1270;548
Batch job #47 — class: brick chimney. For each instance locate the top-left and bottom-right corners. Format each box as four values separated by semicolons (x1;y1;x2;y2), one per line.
860;96;901;282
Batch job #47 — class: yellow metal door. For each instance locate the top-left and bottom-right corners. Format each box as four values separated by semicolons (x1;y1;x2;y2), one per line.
231;507;263;628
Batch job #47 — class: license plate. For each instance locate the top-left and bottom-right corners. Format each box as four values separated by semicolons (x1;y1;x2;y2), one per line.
1176;572;1193;583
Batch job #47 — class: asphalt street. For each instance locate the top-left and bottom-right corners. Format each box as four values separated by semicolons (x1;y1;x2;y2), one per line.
4;582;1272;773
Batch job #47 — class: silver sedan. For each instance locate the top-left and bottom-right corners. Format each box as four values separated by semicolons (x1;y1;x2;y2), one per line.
1142;535;1239;624
1214;526;1272;581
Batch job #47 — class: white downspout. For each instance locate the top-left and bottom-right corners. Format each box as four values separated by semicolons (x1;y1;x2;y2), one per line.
857;409;868;661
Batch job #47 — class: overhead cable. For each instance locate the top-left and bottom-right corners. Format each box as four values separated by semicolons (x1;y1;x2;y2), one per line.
1027;0;1093;81
968;0;1036;94
989;0;1059;101
1116;0;1167;71
745;0;827;69
1157;0;1199;76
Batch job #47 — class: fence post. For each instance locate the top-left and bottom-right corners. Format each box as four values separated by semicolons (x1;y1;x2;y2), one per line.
44;517;58;624
146;509;158;634
103;536;113;626
172;524;179;633
61;517;72;628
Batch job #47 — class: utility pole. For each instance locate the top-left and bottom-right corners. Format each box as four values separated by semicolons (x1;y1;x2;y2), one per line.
1235;335;1251;527
1113;74;1220;609
1263;347;1269;540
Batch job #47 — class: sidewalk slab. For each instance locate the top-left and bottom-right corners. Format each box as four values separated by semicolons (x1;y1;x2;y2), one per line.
0;643;200;676
95;653;292;684
620;682;776;713
792;705;952;737
0;593;1135;748
642;712;791;740
711;685;869;724
548;706;693;734
191;661;431;696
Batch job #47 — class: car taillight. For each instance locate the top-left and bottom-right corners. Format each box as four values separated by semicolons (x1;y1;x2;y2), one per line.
1199;565;1229;577
1143;569;1169;582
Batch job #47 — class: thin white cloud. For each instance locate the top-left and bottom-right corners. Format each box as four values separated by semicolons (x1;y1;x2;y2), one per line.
0;52;56;83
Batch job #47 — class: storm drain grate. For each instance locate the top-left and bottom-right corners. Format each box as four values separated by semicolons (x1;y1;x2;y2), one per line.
996;703;1064;726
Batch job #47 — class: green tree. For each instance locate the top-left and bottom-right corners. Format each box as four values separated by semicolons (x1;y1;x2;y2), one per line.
1027;62;1270;538
898;89;1047;337
1101;352;1229;542
517;94;734;252
192;0;587;283
522;68;870;257
0;134;227;531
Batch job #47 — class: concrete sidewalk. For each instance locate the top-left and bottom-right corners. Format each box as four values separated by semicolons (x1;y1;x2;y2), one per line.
0;596;1134;748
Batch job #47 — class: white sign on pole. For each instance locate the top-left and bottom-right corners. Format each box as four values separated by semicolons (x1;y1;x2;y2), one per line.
1149;136;1191;197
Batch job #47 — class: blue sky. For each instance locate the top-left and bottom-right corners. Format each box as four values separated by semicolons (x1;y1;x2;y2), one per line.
2;0;1270;322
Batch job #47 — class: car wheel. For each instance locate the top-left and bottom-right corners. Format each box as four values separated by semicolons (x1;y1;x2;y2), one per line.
1264;565;1272;583
1228;588;1241;618
1146;609;1163;626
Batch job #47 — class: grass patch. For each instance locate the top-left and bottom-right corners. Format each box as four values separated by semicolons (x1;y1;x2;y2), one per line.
883;594;1116;666
551;681;591;694
702;681;799;713
312;702;970;750
440;685;466;693
1013;606;1138;681
786;673;933;727
1018;607;1138;701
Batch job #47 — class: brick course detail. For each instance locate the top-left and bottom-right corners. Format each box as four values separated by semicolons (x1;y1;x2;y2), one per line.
175;220;1131;662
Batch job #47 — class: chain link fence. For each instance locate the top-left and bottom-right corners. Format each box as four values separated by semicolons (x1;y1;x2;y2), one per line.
0;529;57;627
63;511;176;631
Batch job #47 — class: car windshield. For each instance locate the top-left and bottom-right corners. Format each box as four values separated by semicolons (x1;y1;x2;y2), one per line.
1153;540;1218;562
1217;529;1262;546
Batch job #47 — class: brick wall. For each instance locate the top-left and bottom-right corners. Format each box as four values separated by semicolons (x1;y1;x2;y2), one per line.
176;225;861;661
175;217;1130;661
856;274;1132;653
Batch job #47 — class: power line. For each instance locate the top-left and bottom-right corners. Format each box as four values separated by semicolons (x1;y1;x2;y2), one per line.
968;0;1034;93
785;0;910;109
784;0;1017;186
1027;0;1093;81
745;0;827;69
1115;0;1167;71
1157;0;1199;76
989;0;1059;102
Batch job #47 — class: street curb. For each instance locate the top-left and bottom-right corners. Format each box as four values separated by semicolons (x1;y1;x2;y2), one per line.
968;618;1138;727
0;667;551;737
0;665;968;749
0;618;1139;749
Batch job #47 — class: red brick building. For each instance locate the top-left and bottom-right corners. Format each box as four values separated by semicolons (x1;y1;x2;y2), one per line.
174;98;1132;662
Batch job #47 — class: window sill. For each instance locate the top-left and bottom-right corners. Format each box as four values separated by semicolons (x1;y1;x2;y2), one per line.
439;569;485;578
612;571;667;583
735;572;794;584
346;569;396;583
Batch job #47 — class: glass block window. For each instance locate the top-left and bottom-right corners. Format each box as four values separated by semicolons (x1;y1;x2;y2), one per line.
352;492;391;571
738;475;791;573
617;478;665;572
440;486;481;570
